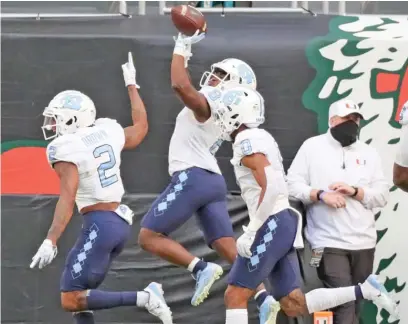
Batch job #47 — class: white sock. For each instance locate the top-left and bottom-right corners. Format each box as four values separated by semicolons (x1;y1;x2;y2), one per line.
72;310;93;315
254;289;267;300
305;287;356;314
187;257;200;272
136;291;150;308
226;309;248;324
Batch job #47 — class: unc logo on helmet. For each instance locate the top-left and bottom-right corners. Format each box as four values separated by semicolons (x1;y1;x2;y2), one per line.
60;94;84;111
237;64;255;85
222;89;245;107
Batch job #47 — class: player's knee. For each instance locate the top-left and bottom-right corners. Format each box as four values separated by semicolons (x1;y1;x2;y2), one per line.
61;291;87;312
138;228;159;251
212;237;237;264
224;285;252;308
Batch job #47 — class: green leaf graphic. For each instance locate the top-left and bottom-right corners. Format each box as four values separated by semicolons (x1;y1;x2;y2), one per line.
377;228;388;244
388;138;400;145
376;254;396;275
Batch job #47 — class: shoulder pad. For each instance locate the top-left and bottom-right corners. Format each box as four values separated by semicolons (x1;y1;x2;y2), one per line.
46;134;80;167
231;129;270;165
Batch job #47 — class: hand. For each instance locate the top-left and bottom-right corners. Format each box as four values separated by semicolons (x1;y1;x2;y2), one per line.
329;182;356;196
122;52;140;88
30;239;58;269
236;226;257;258
320;192;347;209
173;30;206;67
174;30;206;46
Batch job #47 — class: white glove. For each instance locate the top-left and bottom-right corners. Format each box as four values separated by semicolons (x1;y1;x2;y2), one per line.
30;239;58;269
122;52;140;88
173;30;206;68
236;226;257;258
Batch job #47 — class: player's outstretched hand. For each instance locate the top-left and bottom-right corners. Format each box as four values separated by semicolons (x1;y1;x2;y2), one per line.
236;226;257;258
174;30;206;45
122;52;140;88
173;30;206;68
30;239;58;269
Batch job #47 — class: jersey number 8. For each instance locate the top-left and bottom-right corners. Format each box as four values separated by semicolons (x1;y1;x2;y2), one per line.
93;144;118;188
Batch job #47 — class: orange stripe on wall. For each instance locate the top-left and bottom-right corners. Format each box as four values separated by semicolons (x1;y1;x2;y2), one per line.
1;147;59;195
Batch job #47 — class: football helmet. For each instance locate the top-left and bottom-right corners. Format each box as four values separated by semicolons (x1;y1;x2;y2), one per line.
42;90;96;140
213;86;265;141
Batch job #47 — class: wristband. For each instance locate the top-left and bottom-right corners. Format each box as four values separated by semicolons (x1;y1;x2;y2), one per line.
317;190;325;201
351;186;359;197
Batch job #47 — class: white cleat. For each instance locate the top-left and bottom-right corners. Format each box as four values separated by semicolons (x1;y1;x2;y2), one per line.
191;262;223;306
144;282;173;324
259;296;280;324
360;274;399;320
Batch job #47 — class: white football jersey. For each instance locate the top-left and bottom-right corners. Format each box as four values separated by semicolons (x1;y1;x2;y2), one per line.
396;105;408;167
168;86;224;176
46;118;125;211
231;128;290;219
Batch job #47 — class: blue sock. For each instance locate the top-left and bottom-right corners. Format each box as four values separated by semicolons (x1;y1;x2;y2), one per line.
86;290;137;310
73;311;95;324
192;260;208;275
255;291;269;308
354;285;363;301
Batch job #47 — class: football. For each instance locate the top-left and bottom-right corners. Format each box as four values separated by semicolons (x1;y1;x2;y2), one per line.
171;5;207;36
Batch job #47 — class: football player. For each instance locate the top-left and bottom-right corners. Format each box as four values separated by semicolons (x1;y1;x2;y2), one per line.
138;31;279;323
212;86;400;324
30;53;173;324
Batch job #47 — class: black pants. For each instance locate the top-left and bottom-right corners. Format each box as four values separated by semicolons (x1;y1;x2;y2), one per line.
317;247;375;324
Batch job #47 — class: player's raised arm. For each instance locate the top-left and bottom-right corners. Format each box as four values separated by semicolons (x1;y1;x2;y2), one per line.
122;52;148;150
171;31;210;122
30;161;79;269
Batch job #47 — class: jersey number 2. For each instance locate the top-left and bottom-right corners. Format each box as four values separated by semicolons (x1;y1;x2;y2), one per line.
93;144;118;188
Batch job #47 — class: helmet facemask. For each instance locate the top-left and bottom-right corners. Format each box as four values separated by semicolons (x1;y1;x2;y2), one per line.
41;108;80;140
200;67;231;89
213;105;243;141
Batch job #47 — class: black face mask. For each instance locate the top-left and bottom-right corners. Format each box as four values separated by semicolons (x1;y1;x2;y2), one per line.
330;120;359;147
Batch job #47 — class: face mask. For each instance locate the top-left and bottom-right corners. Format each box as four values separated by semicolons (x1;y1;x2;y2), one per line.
330;120;359;147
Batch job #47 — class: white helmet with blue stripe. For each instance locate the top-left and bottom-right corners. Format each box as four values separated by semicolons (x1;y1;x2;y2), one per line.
42;90;96;140
200;58;257;91
213;86;265;141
